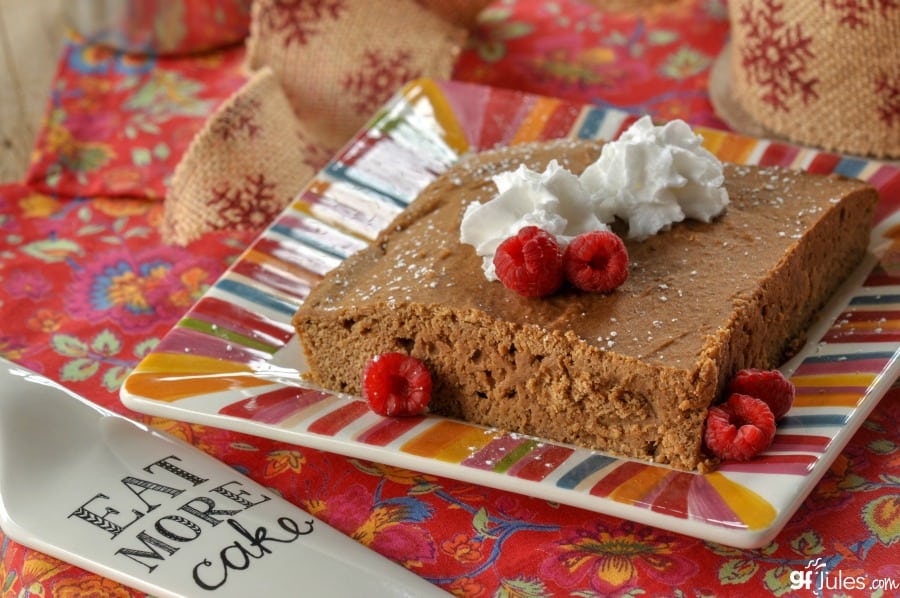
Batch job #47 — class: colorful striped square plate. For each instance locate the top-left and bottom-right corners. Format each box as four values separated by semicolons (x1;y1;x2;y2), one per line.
122;79;900;549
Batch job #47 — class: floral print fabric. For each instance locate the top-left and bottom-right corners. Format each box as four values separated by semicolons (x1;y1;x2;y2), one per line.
2;1;898;596
25;42;247;200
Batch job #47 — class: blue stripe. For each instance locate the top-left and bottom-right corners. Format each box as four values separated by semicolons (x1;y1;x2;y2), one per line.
556;454;617;489
778;413;850;429
576;107;609;140
269;223;351;260
324;163;408;208
834;157;867;178
215;279;299;317
848;293;900;306
801;351;897;364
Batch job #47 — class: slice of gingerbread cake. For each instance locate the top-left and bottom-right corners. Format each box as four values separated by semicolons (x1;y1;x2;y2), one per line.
293;119;877;471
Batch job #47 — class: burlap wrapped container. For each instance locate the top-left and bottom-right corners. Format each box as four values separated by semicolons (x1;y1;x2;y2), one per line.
726;0;899;158
163;0;491;245
245;0;474;150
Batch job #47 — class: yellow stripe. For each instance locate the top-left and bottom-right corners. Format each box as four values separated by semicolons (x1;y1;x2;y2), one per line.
705;472;777;530
402;79;470;155
401;420;495;462
290;199;321;218
510;97;560;144
791;372;876;388
698;127;727;155
133;352;251;375
288;197;377;243
288;179;328;212
287;181;337;234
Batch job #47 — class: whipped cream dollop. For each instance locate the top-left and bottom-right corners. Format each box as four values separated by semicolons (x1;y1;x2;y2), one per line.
580;116;729;240
459;160;611;281
459;116;729;280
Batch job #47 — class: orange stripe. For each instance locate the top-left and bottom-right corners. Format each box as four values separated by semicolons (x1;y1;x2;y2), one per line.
306;178;330;197
124;354;271;402
125;372;271;402
718;136;757;164
242;248;323;286
830;318;900;330
608;466;671;505
793;392;866;408
510;97;562;144
401;420;496;462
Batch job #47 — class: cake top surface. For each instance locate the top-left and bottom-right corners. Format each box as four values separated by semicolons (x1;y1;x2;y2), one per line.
304;139;872;370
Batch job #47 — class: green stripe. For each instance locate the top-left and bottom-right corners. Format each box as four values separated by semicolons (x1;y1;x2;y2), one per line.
179;318;278;354
493;439;539;473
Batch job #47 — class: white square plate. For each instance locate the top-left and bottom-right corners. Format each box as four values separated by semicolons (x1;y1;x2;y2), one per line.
122;79;900;549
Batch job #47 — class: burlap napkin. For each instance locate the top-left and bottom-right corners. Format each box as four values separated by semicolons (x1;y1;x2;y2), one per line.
163;0;490;245
163;67;318;245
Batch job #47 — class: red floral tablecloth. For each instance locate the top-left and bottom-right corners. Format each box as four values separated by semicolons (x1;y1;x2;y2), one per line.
2;1;898;596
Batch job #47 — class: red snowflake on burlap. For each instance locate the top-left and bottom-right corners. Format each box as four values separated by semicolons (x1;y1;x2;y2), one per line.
261;0;347;47
875;67;900;127
819;0;899;28
342;49;420;116
208;174;281;229
211;97;261;141
297;129;334;171
738;0;819;111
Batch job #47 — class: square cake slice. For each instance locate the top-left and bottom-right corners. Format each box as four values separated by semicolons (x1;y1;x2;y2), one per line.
293;139;878;471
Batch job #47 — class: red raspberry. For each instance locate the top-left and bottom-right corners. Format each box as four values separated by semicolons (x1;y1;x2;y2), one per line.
493;226;564;297
562;230;629;293
728;368;795;421
362;353;432;417
703;393;776;461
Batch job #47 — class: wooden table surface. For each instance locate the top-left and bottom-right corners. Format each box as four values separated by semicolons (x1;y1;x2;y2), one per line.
0;0;65;184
